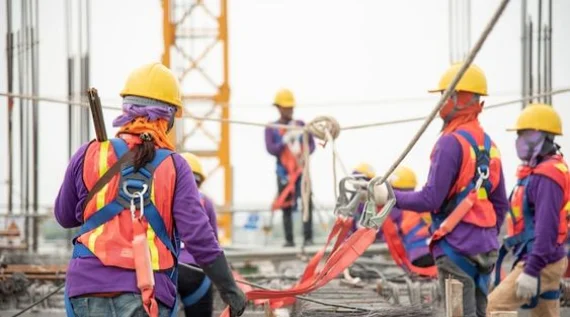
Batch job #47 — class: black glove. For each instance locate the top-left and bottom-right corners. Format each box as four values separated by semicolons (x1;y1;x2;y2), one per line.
202;253;247;317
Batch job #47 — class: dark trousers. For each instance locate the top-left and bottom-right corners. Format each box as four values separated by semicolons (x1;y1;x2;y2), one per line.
178;264;214;317
278;175;313;243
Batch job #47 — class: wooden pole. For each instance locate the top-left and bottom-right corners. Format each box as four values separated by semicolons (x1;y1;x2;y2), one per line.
445;278;463;317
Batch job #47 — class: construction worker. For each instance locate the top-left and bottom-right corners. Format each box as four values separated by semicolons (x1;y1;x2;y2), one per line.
178;152;218;317
265;89;316;247
372;63;509;317
487;104;569;316
54;63;246;317
386;166;434;269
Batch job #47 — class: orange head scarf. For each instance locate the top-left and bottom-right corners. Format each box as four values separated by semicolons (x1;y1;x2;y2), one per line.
439;91;484;135
117;117;175;150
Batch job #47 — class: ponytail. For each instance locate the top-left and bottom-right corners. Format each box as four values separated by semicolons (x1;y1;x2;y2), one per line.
133;132;156;171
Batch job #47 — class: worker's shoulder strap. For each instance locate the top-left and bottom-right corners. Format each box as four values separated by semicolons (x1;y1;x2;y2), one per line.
83;138;135;210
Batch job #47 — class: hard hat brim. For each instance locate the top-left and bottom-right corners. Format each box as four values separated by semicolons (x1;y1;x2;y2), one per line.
427;89;443;93
274;103;295;108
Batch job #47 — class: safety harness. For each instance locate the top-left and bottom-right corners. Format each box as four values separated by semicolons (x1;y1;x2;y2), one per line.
494;177;561;309
429;130;493;295
65;138;180;317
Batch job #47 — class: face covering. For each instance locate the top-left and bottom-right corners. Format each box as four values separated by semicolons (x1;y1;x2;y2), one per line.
515;130;546;165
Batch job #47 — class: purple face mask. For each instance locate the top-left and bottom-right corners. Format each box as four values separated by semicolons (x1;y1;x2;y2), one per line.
516;130;546;166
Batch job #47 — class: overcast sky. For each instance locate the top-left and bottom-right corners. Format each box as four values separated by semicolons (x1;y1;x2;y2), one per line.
0;0;569;213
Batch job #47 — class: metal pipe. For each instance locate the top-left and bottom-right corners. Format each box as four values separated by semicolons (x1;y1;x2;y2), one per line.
6;0;14;215
22;0;31;251
547;0;552;105
537;0;542;101
448;0;453;63
31;0;39;252
529;17;533;104
17;30;24;213
66;0;73;250
521;0;527;109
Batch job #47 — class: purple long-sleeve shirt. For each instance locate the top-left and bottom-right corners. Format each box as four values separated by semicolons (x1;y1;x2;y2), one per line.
394;133;509;258
54;140;222;308
264;119;316;158
522;172;566;277
179;194;218;265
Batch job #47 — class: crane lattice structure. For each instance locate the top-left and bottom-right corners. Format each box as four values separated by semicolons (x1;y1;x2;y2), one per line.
162;0;232;245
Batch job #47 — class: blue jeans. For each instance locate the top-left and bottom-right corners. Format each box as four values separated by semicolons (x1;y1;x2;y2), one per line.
70;293;172;317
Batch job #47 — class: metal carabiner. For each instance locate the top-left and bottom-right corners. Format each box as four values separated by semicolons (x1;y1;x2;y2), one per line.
359;180;396;229
123;183;148;219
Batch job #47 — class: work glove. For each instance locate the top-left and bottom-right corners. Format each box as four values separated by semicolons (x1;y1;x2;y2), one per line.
372;182;389;205
515;272;538;300
202;253;247;317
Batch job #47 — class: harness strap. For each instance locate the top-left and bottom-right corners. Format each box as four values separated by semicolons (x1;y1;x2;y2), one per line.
182;277;212;307
522;276;561;310
271;167;302;211
439;239;490;295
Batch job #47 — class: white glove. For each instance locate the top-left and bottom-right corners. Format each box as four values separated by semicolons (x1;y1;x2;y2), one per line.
372;183;389;205
515;272;538;300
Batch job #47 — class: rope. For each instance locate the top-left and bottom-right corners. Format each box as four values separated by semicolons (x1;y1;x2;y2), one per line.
10;283;65;317
341;87;570;131
366;0;511;203
2;85;569;133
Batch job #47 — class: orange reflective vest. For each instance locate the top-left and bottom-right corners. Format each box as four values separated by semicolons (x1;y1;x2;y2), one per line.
77;138;177;270
67;137;180;317
271;124;304;211
506;155;570;253
430;122;502;242
382;210;437;277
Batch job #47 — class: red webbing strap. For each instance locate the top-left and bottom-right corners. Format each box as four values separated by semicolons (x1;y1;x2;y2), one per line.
269;217;353;308
382;218;437;277
219;221;377;317
429;191;477;251
132;219;159;317
271;167;303;211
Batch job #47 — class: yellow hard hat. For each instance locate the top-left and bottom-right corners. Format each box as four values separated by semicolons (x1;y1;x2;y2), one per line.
120;63;183;118
353;163;376;180
273;89;296;108
507;103;562;135
181;152;206;182
429;63;488;96
390;166;417;190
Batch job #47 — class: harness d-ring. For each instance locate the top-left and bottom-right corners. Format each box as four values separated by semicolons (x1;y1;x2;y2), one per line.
123;183;148;219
